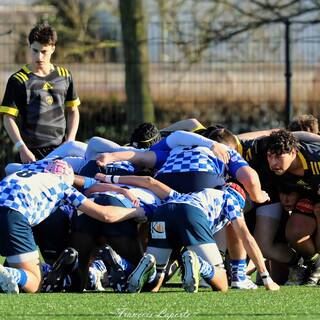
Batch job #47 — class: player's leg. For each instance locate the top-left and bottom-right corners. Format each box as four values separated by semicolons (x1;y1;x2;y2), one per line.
85;137;137;161
305;202;320;285
225;223;257;289
186;244;228;292
174;203;228;292
33;208;72;265
45;141;87;159
0;207;42;293
254;202;295;263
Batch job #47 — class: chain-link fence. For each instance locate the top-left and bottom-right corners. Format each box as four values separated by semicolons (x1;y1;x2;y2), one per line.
0;15;319;168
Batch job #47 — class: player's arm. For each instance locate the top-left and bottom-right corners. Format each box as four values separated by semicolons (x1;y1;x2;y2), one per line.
96;150;157;169
231;217;280;291
79;199;145;223
237;129;279;141
153;130;230;163
292;131;320;142
95;174;172;200
1;76;35;163
65;105;79;141
235;166;270;203
84;182;140;207
160;118;205;133
3;114;36;163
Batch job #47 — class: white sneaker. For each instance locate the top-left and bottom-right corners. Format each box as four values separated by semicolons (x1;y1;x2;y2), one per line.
182;250;200;293
231;277;258;289
0;265;19;294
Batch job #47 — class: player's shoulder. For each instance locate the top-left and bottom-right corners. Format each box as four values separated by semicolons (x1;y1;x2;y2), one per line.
53;64;72;78
9;65;30;84
299;141;320;159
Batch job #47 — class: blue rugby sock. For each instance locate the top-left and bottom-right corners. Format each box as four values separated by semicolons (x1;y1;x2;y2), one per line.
198;256;215;282
119;258;133;276
5;267;27;287
230;259;247;281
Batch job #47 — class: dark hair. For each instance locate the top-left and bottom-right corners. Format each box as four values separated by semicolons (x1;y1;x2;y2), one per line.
288;114;319;134
28;23;57;46
277;182;304;195
130;122;161;149
266;129;299;155
194;124;224;137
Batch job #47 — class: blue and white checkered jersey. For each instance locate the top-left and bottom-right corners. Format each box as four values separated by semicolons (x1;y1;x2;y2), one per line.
0;170;86;226
154;145;248;179
165;188;243;234
15;158;58;173
105;161;136;173
90;184;162;212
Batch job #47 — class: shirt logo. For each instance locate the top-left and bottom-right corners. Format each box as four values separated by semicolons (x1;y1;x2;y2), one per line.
43;82;53;90
45;96;53;105
151;221;166;239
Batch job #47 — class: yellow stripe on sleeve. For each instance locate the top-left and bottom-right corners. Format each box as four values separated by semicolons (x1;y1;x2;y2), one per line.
297;152;308;170
13;74;24;83
0;106;19;116
22;65;32;74
65;98;80;108
235;136;243;156
191;124;206;132
17;72;28;81
246;148;252;161
311;162;320;175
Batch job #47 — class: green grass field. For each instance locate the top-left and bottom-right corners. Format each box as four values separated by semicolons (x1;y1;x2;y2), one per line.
0;286;320;320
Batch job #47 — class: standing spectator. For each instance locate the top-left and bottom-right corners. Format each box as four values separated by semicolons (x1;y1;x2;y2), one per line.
0;22;80;163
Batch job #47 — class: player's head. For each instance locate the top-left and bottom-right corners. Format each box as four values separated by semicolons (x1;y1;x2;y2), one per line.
205;127;238;150
277;183;301;212
225;182;246;209
28;23;57;67
288;114;319;134
45;159;74;185
266;129;299;175
130;122;161;149
28;23;57;46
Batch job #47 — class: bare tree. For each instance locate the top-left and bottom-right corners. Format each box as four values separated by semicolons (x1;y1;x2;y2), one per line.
153;0;320;63
36;0;119;62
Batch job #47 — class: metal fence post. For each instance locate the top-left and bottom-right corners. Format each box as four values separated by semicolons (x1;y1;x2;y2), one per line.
284;19;292;126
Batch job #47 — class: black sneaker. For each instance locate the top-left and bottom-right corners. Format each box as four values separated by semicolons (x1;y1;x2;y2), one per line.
41;247;78;292
99;245;127;292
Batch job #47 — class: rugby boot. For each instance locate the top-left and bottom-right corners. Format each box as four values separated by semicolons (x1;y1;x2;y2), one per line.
41;247;78;292
99;245;127;293
182;250;200;293
127;254;156;293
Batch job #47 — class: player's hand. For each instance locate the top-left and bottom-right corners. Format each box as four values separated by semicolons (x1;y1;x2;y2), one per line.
121;189;140;207
96;153;112;167
211;142;230;163
255;190;270;203
95;173;106;182
19;145;36;163
265;281;280;291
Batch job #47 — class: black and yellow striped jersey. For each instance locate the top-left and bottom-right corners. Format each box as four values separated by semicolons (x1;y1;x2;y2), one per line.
278;141;320;199
0;64;80;148
242;137;320;199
